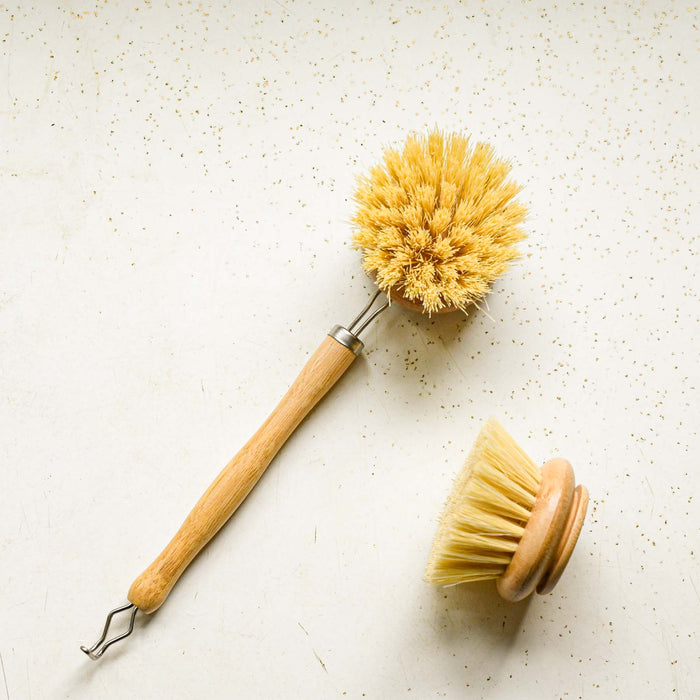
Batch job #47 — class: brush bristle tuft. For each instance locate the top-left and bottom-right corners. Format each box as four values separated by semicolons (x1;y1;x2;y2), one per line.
426;418;541;586
352;130;527;314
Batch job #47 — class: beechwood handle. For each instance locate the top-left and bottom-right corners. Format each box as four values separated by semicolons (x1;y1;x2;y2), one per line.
127;335;357;614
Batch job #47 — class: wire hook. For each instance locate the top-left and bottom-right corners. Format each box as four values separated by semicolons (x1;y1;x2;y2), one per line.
80;602;138;660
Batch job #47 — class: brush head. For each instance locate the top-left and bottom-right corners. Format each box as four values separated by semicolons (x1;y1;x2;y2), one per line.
425;417;541;586
352;130;527;315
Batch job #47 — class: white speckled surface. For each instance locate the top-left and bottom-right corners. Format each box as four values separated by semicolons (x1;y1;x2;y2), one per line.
1;1;698;698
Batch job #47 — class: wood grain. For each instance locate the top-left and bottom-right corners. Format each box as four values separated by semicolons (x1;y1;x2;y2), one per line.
536;483;589;595
128;335;356;613
496;458;575;602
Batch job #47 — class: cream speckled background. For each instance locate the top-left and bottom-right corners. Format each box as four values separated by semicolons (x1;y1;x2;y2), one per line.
1;1;698;698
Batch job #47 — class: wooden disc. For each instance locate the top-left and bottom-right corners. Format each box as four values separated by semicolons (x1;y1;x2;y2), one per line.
389;288;458;315
496;458;575;602
536;484;589;595
366;272;459;315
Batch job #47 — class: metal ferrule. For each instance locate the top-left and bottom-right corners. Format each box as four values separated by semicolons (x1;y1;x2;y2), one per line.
328;325;364;356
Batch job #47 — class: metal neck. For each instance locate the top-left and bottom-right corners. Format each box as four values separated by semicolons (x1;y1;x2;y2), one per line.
328;290;389;356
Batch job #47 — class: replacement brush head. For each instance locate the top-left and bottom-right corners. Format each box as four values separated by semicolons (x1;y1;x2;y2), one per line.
352;130;527;315
426;418;588;601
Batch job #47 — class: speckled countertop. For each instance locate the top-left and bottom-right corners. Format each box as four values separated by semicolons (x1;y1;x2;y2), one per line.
1;2;697;698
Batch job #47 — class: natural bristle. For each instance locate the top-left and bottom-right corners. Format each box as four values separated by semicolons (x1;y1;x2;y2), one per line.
426;418;541;586
352;130;527;314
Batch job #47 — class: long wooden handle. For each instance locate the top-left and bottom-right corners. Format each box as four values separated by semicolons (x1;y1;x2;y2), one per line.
128;335;357;613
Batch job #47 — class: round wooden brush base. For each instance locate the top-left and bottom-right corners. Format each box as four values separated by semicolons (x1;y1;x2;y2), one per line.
496;458;589;602
366;273;459;315
390;289;458;315
537;482;589;595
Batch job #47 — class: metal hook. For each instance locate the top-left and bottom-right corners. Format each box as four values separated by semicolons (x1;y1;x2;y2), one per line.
80;602;138;660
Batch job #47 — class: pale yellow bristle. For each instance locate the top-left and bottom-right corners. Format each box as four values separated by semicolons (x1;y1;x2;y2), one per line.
425;418;541;586
352;130;527;314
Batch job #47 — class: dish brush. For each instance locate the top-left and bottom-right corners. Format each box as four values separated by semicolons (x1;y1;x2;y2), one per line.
81;130;527;658
426;418;588;601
